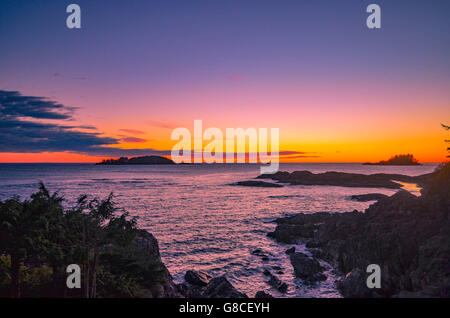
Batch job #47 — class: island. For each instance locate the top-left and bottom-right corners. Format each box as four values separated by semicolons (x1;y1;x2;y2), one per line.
96;155;175;165
257;170;431;189
363;154;421;165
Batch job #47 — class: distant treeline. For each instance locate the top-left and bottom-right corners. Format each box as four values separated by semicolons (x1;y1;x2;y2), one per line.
364;154;420;165
97;155;175;165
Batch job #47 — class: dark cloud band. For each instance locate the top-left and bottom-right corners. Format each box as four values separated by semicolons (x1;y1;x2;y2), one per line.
0;90;170;157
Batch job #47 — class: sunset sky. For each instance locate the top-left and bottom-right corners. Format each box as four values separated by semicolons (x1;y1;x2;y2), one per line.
0;0;449;163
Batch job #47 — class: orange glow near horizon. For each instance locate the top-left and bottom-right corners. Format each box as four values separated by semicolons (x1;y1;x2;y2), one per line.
1;75;448;164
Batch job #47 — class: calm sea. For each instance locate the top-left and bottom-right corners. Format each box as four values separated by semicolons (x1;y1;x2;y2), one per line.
0;163;438;297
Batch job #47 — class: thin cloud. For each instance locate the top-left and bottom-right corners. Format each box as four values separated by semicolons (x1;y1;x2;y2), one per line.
119;129;145;135
120;137;148;143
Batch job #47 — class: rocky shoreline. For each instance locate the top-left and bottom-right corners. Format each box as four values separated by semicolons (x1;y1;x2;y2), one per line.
140;233;251;298
266;164;450;297
151;164;449;298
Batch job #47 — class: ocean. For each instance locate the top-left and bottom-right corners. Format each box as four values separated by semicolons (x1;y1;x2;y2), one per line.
0;163;438;297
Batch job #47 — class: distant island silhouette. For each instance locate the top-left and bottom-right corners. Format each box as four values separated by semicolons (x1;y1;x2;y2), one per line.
97;155;175;165
363;154;421;166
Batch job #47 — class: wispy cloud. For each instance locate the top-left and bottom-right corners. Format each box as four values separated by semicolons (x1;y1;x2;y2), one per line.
120;136;148;143
119;128;145;135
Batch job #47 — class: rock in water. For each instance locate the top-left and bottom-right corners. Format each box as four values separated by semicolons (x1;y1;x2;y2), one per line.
267;272;288;293
289;252;326;283
184;270;212;287
236;180;283;187
285;247;296;254
255;291;274;298
350;193;388;202
202;277;248;298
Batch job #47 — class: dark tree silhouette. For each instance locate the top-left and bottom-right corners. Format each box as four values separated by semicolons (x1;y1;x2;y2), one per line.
442;124;449;157
0;185;165;298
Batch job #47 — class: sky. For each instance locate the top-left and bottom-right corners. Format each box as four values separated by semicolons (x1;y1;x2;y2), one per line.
0;0;449;163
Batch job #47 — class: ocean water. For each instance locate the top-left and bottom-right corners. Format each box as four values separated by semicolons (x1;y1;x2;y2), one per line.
0;163;438;297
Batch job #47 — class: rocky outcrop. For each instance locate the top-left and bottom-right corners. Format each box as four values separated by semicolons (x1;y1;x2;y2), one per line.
267;163;450;297
350;193;388;202
336;268;372;298
258;170;431;189
136;231;182;297
289;252;326;283
179;273;248;298
235;180;283;188
203;277;248;298
255;291;274;298
285;247;296;255
184;270;212;287
265;271;288;293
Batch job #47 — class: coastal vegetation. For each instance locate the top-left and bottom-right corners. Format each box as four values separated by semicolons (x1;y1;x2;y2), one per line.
0;184;176;298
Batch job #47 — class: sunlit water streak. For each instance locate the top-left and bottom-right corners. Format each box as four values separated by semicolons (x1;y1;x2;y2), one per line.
0;163;437;297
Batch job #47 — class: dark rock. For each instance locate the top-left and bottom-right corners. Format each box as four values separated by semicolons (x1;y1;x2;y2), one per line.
257;170;431;189
184;270;212;287
266;271;288;293
235;180;283;188
263;269;271;276
350;193;388;202
202;276;248;298
266;164;450;297
97;155;175;165
336;268;372;298
255;291;274;298
285;247;296;254
251;249;266;256
136;230;181;297
268;223;315;243
289;252;326;283
136;230;160;257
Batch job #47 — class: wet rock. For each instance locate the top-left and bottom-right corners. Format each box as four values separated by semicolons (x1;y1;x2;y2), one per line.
350;193;388;202
289;252;326;283
266;271;288;293
252;249;271;261
285;247;296;254
255;291;274;298
251;248;265;256
184;270;212;287
202;276;248;298
268;223;315;243
235;180;283;188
